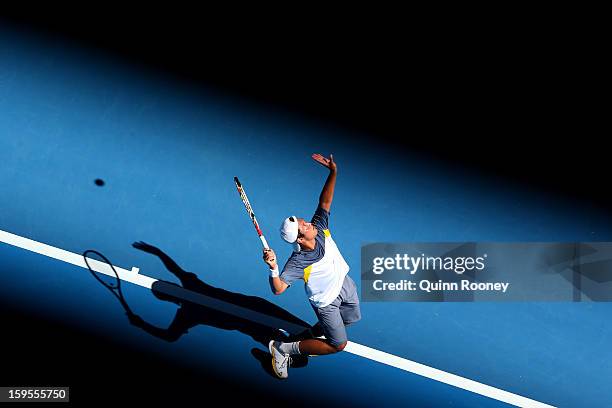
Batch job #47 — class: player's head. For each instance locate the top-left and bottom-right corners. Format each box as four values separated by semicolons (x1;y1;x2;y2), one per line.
280;216;317;252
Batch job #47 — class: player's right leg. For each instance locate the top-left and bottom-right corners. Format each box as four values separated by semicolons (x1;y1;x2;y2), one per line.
299;298;348;355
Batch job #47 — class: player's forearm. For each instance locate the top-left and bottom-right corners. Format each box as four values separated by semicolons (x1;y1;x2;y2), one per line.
319;168;337;210
269;276;286;295
156;252;186;276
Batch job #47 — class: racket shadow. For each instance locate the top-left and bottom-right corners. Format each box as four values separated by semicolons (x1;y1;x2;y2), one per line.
130;241;313;370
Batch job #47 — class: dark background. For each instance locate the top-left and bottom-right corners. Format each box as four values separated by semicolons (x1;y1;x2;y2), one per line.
1;305;314;405
2;10;605;208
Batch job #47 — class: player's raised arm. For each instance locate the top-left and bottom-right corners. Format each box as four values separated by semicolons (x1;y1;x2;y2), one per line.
312;153;337;212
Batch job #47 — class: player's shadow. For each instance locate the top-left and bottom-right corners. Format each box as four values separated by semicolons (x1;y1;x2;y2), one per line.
129;241;310;376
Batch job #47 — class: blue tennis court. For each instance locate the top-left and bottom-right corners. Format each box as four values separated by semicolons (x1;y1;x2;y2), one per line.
1;25;611;407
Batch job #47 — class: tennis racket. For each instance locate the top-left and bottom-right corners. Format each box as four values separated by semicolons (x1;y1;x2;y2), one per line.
234;176;270;249
83;249;133;315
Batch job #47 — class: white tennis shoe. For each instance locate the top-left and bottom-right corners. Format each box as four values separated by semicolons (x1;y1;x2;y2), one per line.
269;340;291;379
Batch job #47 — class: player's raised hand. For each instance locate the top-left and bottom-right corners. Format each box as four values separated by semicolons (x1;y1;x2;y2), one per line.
312;153;337;172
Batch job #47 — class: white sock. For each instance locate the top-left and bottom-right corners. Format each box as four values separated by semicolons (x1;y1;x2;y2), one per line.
279;341;301;355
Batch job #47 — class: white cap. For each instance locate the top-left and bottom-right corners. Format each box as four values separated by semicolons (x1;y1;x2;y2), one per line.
280;216;301;252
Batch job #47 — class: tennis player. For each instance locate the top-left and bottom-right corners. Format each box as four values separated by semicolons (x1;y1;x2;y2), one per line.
262;153;361;379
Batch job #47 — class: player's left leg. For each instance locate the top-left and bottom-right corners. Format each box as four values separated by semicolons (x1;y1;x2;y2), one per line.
269;306;342;379
299;297;349;354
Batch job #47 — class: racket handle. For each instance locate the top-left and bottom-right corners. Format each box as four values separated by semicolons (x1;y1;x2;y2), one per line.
260;235;270;249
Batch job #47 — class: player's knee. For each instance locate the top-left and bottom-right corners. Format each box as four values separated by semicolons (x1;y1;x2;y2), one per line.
334;341;347;352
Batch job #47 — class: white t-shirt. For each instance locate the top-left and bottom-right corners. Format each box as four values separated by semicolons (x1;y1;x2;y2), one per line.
279;207;350;307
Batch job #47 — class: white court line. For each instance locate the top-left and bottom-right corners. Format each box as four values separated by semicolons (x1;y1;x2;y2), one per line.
0;229;155;288
344;342;554;408
0;228;555;408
